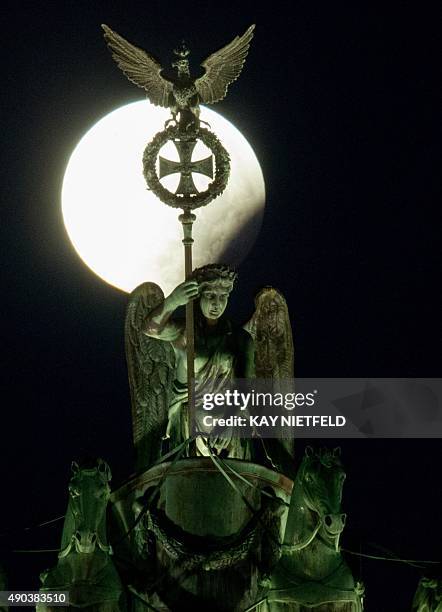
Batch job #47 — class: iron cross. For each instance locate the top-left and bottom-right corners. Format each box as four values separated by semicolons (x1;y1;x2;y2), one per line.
159;139;213;196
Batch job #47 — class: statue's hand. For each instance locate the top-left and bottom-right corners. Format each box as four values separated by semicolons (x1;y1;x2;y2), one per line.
169;280;199;307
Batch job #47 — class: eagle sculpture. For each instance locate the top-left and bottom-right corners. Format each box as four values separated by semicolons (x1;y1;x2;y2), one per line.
102;24;255;128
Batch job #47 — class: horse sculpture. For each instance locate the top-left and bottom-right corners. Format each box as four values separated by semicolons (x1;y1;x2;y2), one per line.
38;459;124;612
263;447;364;611
412;577;442;612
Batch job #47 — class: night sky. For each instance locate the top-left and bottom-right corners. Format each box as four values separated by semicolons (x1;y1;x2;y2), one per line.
1;1;441;610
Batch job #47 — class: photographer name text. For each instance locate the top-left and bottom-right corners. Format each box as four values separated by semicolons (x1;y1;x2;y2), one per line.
202;414;346;428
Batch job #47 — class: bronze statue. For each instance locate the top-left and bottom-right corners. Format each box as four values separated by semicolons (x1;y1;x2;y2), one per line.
38;459;124;612
144;264;253;458
266;447;365;611
124;265;294;471
102;24;255;130
102;25;256;425
412;577;442;612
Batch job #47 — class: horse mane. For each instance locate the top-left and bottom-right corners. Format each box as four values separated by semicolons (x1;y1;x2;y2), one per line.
301;446;342;472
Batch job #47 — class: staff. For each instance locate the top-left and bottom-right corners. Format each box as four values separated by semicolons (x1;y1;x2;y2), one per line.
179;209;196;438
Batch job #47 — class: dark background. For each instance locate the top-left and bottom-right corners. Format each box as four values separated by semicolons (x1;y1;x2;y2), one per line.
1;1;440;609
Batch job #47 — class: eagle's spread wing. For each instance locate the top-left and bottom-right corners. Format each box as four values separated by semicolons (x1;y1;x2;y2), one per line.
102;24;173;107
125;282;175;471
195;25;255;104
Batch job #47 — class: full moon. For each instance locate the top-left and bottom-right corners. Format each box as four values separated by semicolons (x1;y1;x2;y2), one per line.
62;101;265;294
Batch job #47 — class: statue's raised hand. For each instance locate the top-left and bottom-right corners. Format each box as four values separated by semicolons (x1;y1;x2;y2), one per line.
169;280;199;307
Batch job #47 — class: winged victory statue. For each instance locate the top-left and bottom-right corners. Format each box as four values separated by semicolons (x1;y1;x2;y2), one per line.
125;266;295;473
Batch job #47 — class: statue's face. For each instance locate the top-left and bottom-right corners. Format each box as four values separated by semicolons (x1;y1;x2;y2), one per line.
199;282;231;321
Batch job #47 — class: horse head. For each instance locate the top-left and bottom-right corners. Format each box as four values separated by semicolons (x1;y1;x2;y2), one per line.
59;458;112;557
284;446;347;554
299;446;346;546
272;447;364;609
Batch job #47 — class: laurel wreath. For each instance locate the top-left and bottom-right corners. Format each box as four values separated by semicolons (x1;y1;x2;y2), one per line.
142;125;230;210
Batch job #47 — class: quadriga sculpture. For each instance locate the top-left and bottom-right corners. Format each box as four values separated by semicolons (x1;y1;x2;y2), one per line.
38;459;124;612
263;447;364;611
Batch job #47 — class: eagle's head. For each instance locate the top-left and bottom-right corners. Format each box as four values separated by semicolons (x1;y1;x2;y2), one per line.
172;41;190;75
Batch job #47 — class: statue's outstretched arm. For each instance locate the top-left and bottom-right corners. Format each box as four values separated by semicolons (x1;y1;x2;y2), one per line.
143;279;198;341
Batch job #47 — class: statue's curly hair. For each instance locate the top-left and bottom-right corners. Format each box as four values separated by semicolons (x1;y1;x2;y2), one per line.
190;264;238;291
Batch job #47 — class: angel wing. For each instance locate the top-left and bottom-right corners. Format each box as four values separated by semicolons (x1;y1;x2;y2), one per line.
102;24;173;107
244;286;294;379
125;282;175;471
195;24;255;104
244;286;295;474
